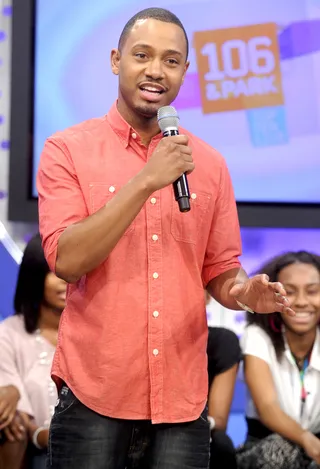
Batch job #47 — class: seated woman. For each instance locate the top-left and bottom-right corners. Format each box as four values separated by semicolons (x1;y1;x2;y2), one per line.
237;251;320;469
206;292;241;469
0;234;66;469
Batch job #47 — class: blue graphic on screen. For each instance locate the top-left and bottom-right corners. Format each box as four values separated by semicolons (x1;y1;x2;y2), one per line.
33;0;320;202
247;106;289;147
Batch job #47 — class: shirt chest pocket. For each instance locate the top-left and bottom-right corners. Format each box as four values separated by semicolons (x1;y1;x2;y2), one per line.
171;190;212;244
89;183;135;235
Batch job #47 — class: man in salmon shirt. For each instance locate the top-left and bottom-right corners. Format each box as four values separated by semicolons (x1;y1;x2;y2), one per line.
37;7;295;469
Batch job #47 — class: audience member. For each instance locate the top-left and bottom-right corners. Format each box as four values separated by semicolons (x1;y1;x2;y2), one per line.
237;251;320;469
0;234;66;469
206;292;241;469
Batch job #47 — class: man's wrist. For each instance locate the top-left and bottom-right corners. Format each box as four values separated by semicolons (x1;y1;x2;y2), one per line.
134;169;157;197
235;300;255;314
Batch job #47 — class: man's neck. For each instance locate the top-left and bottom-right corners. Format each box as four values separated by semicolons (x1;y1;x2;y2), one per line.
285;328;317;359
117;99;161;146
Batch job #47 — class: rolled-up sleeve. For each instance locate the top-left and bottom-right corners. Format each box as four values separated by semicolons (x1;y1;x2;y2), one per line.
202;158;242;285
37;138;88;272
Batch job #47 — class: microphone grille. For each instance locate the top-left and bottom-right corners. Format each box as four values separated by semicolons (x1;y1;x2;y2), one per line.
157;106;180;132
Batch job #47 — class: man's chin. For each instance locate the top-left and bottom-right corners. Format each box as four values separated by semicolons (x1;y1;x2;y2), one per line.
135;104;160;119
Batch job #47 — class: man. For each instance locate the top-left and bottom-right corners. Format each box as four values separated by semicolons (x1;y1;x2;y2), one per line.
37;7;294;469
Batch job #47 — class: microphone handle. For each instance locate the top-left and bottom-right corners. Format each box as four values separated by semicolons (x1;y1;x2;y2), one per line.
163;129;191;213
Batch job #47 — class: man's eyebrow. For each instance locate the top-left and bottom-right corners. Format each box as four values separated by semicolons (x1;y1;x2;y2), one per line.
132;43;183;57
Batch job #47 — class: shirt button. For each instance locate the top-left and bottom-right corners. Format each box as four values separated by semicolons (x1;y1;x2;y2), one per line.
152;234;158;241
131;132;137;139
191;193;197;200
153;272;159;279
150;197;157;205
153;349;159;356
153;311;159;318
109;186;115;193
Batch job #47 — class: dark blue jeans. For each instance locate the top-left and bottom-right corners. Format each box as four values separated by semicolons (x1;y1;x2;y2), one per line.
46;385;210;469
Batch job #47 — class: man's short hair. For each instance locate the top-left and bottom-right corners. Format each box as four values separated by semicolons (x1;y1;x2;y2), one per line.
118;7;189;60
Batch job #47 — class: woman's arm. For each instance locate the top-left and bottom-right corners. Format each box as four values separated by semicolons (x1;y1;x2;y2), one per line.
245;354;320;463
28;420;49;448
244;354;306;445
0;323;33;429
208;363;238;431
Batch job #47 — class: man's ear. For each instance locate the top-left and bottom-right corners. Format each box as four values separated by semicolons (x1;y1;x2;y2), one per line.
111;49;121;75
181;60;190;84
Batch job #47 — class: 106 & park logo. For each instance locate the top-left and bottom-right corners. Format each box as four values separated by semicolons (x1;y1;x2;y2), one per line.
193;23;284;114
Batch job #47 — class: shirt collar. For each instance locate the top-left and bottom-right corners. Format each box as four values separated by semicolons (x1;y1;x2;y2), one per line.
284;328;320;371
106;101;132;148
106;101;162;148
310;329;320;371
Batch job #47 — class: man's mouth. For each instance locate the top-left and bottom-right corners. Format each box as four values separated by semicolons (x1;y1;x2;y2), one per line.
139;84;165;95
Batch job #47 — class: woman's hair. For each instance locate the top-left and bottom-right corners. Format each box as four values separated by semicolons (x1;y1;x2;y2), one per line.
247;251;320;358
14;233;50;333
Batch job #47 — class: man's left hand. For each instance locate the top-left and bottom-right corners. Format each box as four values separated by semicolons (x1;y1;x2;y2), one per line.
229;274;295;316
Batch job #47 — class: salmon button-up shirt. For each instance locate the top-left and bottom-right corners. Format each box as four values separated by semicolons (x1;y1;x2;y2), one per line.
37;102;241;424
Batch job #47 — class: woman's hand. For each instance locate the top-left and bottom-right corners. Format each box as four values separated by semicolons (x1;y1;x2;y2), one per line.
0;385;20;430
3;412;29;442
301;431;320;464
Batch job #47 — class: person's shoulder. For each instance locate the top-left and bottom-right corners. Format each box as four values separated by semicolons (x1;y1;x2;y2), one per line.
241;324;272;347
180;127;225;165
0;314;25;336
207;326;241;370
240;324;275;365
208;326;240;349
52;116;108;138
48;115;108;145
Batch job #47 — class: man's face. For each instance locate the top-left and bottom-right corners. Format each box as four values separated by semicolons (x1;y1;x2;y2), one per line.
111;18;189;120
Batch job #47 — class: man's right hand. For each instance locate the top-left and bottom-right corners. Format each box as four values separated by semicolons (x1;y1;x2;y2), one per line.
0;385;20;430
142;135;194;192
301;431;320;464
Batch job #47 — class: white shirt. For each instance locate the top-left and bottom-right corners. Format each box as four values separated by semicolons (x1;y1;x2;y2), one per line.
0;315;57;427
241;324;320;434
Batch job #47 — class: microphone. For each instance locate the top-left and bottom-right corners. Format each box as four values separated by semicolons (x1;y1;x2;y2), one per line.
157;106;191;213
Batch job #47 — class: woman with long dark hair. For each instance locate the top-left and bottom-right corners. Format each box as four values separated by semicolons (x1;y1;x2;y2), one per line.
237;251;320;469
0;234;66;469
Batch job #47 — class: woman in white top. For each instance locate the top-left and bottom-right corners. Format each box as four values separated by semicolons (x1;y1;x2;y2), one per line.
237;251;320;469
0;234;66;469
